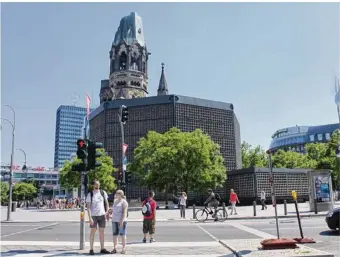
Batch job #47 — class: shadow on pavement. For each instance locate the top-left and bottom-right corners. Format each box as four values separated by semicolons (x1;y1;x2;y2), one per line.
1;250;48;256
1;250;85;257
319;230;340;236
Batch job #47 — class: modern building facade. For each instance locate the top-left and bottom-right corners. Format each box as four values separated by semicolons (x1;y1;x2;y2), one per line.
89;12;242;201
269;123;339;153
0;164;61;198
54;105;88;168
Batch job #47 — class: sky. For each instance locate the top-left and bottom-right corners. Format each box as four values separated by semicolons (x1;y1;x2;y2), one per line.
1;2;339;167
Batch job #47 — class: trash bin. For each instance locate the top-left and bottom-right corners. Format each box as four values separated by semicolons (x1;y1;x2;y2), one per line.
12;201;17;212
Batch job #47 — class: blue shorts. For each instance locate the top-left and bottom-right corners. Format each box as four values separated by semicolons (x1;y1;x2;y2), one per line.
112;221;127;236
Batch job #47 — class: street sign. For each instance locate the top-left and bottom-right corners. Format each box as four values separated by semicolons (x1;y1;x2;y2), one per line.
122;156;127;165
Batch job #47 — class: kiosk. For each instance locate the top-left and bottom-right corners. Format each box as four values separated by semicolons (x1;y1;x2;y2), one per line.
308;170;334;212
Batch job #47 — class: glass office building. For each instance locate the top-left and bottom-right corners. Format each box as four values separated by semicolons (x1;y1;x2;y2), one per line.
54;105;89;168
269;123;339;153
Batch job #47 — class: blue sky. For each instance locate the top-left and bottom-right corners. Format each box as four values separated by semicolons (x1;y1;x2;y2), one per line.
1;3;339;167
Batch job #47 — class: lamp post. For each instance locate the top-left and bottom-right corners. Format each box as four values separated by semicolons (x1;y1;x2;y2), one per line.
16;148;27;171
334;77;340;189
2;105;16;221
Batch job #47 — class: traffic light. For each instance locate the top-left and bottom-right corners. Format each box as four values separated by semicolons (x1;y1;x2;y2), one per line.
126;172;133;184
72;162;86;172
118;169;123;183
76;139;88;160
87;140;104;170
120;105;128;123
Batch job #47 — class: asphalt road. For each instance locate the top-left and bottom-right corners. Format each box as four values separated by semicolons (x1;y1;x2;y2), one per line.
0;220;259;242
0;217;339;256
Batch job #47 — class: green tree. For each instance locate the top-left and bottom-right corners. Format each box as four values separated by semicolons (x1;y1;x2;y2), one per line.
59;149;117;193
12;182;37;201
0;181;9;204
22;178;40;198
129;128;226;197
272;149;316;169
241;141;268;168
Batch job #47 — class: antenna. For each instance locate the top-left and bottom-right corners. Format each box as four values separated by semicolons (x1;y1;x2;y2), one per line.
70;92;80;106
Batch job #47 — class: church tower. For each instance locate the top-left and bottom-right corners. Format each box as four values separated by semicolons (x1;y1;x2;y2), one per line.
157;63;168;96
100;12;149;103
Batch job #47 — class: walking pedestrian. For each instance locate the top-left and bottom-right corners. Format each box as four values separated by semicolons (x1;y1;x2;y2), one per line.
110;189;128;254
142;191;157;243
229;189;240;215
179;192;187;219
86;180;110;255
260;190;267;210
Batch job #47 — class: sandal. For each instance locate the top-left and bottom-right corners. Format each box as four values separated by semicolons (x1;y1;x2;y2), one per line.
111;249;117;254
121;250;126;254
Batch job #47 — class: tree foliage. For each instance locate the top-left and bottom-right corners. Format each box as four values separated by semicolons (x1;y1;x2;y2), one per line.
129;128;226;194
241;141;268;168
0;182;9;204
241;130;340;188
59;149;117;193
12;182;37;201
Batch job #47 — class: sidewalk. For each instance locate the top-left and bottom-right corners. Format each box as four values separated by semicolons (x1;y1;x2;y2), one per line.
1;201;338;223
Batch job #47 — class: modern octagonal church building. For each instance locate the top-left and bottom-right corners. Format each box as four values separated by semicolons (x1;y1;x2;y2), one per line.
89;12;241;201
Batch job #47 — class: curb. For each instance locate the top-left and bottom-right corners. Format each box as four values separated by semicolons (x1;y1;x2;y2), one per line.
223;213;327;221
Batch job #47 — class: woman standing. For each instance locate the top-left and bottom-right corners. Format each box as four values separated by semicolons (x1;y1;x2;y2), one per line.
179;192;187;219
111;189;128;254
229;189;240;215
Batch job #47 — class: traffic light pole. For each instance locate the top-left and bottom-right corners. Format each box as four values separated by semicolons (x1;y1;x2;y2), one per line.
120;120;126;187
80;170;86;250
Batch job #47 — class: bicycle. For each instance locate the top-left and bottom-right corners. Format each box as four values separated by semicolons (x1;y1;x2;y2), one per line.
195;205;228;222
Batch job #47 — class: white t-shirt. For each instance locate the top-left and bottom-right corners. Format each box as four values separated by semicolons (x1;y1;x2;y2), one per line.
86;190;108;217
261;191;266;200
179;196;186;206
111;199;128;222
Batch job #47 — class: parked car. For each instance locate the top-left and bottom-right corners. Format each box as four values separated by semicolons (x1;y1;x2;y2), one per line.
325;208;340;230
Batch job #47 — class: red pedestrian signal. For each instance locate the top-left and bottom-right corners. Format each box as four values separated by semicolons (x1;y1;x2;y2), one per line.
77;139;86;149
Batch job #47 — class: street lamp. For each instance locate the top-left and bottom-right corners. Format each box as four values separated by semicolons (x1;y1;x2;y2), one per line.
1;104;16;221
335;77;340;188
1;119;15;221
16;149;27;171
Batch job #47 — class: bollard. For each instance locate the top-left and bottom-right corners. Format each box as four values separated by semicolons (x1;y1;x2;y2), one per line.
284;200;287;216
294;200;304;239
253;201;257;216
222;202;226;218
314;199;318;214
193;204;196;219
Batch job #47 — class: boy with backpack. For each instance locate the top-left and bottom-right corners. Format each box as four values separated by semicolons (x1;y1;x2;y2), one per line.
141;191;157;243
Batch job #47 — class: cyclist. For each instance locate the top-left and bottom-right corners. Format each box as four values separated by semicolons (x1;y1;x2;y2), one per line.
203;189;220;222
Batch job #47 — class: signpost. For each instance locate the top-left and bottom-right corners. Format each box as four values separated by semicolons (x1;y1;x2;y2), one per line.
267;150;280;239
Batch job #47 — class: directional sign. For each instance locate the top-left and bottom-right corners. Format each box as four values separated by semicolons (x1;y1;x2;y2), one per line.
122;156;127;165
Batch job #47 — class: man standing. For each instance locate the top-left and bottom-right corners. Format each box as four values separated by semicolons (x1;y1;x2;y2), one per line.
260;190;267;210
142;191;157;243
86;180;110;255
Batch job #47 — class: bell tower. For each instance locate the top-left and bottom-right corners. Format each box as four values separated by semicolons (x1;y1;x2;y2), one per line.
100;12;149;103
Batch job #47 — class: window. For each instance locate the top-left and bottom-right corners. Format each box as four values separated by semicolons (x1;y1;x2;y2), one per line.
309;135;315;142
325;133;331;140
317;134;323;141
